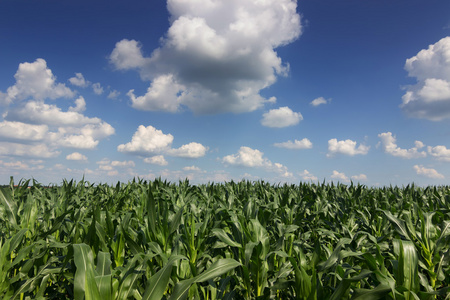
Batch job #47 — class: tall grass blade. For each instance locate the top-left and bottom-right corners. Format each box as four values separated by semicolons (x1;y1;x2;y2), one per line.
73;243;101;300
0;188;17;227
169;259;241;300
95;251;112;300
143;255;186;300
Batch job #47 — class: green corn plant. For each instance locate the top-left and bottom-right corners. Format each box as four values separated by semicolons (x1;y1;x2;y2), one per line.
1;178;450;298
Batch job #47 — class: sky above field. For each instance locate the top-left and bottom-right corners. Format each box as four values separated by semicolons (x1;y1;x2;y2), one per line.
0;0;450;186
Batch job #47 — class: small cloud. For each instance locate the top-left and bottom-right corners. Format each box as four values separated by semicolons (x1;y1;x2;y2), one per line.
111;160;135;167
414;165;444;179
53;163;66;170
110;39;147;70
351;174;367;181
107;90;121;100
272;162;293;178
427;145;450;162
66;152;88;161
274;138;312;149
183;166;202;172
144;155;168;166
378;132;426;159
223;146;270;167
310;97;331;107
69;73;90;88
107;170;119;176
99;164;114;171
327;138;369;157
118;125;173;155
92;83;104;95
118;125;207;158
168;142;208;158
299;169;317;181
1;160;30;170
222;146;290;176
261;106;303;128
331;170;350;182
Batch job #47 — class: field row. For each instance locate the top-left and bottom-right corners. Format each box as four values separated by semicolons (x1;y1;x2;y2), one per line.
0;178;449;299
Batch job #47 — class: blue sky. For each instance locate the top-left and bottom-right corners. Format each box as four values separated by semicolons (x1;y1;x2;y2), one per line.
0;0;449;185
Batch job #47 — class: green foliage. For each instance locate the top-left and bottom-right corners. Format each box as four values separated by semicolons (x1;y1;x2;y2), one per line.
0;178;449;299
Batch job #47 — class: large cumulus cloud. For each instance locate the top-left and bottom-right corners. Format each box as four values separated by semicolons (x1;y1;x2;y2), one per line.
110;0;301;114
401;36;450;121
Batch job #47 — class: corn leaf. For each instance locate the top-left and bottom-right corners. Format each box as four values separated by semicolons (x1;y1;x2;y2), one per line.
73;243;101;300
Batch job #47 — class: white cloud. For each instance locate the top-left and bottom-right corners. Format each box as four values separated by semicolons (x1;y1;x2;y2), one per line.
0;58;75;104
118;125;207;158
127;74;184;112
43;122;115;150
117;125;174;155
414;165;444;179
404;37;450;81
378;132;426;159
69;73;90;88
68;96;86;112
331;170;350;182
66;152;88;161
92;83;104;95
210;171;231;182
427;145;450;162
401;37;450;121
310;97;330;107
110;0;301;114
299;170;318;181
107;90;120;100
417;78;450;102
107;170;119;176
272;162;293;178
327;138;369;157
95;159;136;176
222;146;290;176
1;160;30;170
0;142;59;158
223;146;270;167
0;60;115;155
77;123;115;140
53;163;66;170
183;165;202;172
111;160;135;167
168;142;208;158
96;159;113;171
109;39;147;70
144;155;169;166
274;138;312;149
69;73;105;96
0;121;48;141
351;174;367;181
97;158;110;165
56;134;98;149
29;159;44;165
261;106;303;128
5;100;101;126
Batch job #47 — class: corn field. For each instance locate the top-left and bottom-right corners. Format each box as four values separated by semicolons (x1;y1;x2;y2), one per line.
0;177;449;299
